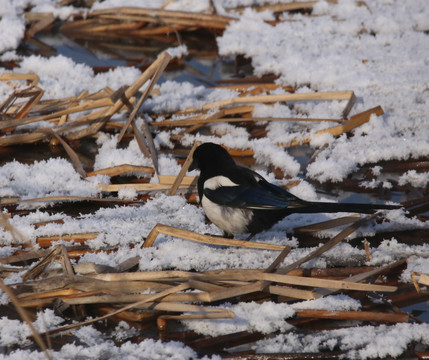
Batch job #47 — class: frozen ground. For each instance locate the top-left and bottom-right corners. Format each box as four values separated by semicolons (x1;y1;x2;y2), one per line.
0;0;429;359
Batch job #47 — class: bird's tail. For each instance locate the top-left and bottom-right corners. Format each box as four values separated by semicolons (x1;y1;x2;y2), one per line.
290;201;401;214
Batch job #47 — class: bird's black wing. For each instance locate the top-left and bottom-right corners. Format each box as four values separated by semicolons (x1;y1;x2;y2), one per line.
203;167;306;210
204;185;290;209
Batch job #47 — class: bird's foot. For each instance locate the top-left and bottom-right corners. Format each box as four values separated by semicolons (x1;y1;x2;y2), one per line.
245;233;255;241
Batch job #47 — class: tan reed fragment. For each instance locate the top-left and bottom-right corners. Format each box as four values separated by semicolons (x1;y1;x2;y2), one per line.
49;130;86;177
159;175;197;186
294;214;360;233
157;310;235;331
256;273;397;292
38;283;192;337
168;141;200;195
66;52;171;140
182;90;355;114
286;106;384;147
86;164;155;177
131;120;151;158
88;7;235;29
97;182;194;192
0;280;53;360
230;1;318;14
268;285;315;300
364;239;371;262
0;92;127;131
141;114;160;174
22;245;63;281
295;309;408;323
0;73;40;87
117;51;171;142
0;195;141;206
151;116;343;128
277;214;377;275
37;233;99;248
89;270;197;282
418;274;429;286
314;258;407;298
411;272;421;293
142;223;285;250
25;12;55;38
0;212;28;246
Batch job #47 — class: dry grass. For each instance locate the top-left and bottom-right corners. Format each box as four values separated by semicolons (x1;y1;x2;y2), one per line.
1;3;429;358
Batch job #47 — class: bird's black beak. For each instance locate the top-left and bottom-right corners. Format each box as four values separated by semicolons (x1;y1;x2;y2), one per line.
189;159;198;171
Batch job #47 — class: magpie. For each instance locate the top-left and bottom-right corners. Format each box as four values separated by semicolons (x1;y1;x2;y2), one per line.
189;142;400;238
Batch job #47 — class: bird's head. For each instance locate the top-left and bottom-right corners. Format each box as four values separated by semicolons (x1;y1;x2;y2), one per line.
189;142;235;173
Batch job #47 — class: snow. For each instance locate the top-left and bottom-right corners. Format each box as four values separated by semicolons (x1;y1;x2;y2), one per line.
0;336;218;360
255;323;429;359
0;0;428;359
183;301;295;336
218;1;429;182
0;309;64;347
291;294;361;311
398;170;429;188
183;294;363;338
0;158;101;200
18;55;142;99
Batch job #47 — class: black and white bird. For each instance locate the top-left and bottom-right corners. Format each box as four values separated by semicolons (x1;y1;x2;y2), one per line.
189;142;400;238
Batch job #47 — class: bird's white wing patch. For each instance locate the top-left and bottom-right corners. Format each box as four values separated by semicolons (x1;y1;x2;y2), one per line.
203;175;239;190
202;175;252;235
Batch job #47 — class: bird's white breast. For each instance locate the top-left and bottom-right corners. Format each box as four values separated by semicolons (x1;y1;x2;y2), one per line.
201;176;253;235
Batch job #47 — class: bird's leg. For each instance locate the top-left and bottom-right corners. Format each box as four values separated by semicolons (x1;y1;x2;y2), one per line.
245;233;255;241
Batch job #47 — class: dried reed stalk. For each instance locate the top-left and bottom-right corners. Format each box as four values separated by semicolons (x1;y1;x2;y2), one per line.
50;130;86;177
155;269;396;292
314;258;408;298
0;280;53;360
0;248;54;265
86;164;155;177
0;195;141;206
295;309;408;323
159;175;197;186
168;141;200;195
268;285;315;300
117;52;171;142
143;223;286;250
257;273;396;292
0;73;40;87
0;72;159;146
151;116;343;128
90;7;234;28
0;89;114;131
40;283;193;336
182;91;355;114
37;233;99;248
214;83;294;95
286;106;384;147
97;182;194;192
294;214;360;233
89;269;200;282
60;7;234;40
157;310;235;331
418;274;429;286
25;12;55;38
275;214;377;276
229;1;318;14
0;213;28;246
22;245;63;280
